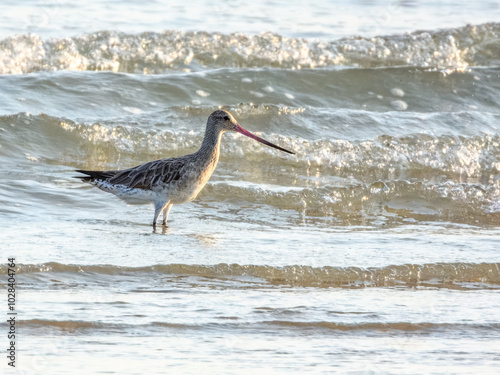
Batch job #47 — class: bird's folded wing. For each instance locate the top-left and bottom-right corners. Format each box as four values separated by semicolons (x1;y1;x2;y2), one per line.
109;158;185;189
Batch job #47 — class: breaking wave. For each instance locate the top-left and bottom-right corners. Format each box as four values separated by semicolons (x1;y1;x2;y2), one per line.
4;262;500;289
1;23;499;74
13;319;500;335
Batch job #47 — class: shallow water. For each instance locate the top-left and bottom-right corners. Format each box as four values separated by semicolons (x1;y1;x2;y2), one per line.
1;1;500;374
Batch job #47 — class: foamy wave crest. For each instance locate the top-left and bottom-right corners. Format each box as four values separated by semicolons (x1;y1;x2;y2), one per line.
1;23;499;74
7;113;500;179
293;134;500;180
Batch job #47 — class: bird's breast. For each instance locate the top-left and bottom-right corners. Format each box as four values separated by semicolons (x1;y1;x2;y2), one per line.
166;156;218;204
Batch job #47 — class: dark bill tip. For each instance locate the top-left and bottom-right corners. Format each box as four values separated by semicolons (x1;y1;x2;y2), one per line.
234;124;295;155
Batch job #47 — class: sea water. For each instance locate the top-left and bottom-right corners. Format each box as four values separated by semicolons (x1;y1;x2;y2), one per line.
1;1;500;374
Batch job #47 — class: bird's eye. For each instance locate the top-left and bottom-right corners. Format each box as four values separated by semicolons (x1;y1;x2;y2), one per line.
224;116;229;121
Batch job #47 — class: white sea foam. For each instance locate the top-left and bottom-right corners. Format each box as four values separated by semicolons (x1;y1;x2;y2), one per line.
0;23;497;74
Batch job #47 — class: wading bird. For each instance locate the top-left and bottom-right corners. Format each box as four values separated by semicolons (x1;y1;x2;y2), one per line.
76;110;294;226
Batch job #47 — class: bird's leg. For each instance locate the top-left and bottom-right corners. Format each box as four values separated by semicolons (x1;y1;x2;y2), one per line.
162;203;172;226
153;200;167;226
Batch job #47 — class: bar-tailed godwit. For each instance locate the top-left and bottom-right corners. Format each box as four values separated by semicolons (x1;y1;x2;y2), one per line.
76;110;294;226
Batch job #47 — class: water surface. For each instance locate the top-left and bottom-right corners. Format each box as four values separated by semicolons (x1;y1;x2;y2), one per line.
1;1;500;374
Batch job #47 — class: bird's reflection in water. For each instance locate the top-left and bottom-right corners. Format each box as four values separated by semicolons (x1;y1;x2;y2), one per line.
191;233;220;247
152;224;170;235
151;226;219;247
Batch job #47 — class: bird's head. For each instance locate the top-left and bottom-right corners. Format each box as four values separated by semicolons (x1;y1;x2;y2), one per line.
207;110;294;154
207;110;239;132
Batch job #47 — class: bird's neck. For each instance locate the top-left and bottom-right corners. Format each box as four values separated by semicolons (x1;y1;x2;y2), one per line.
197;128;224;165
